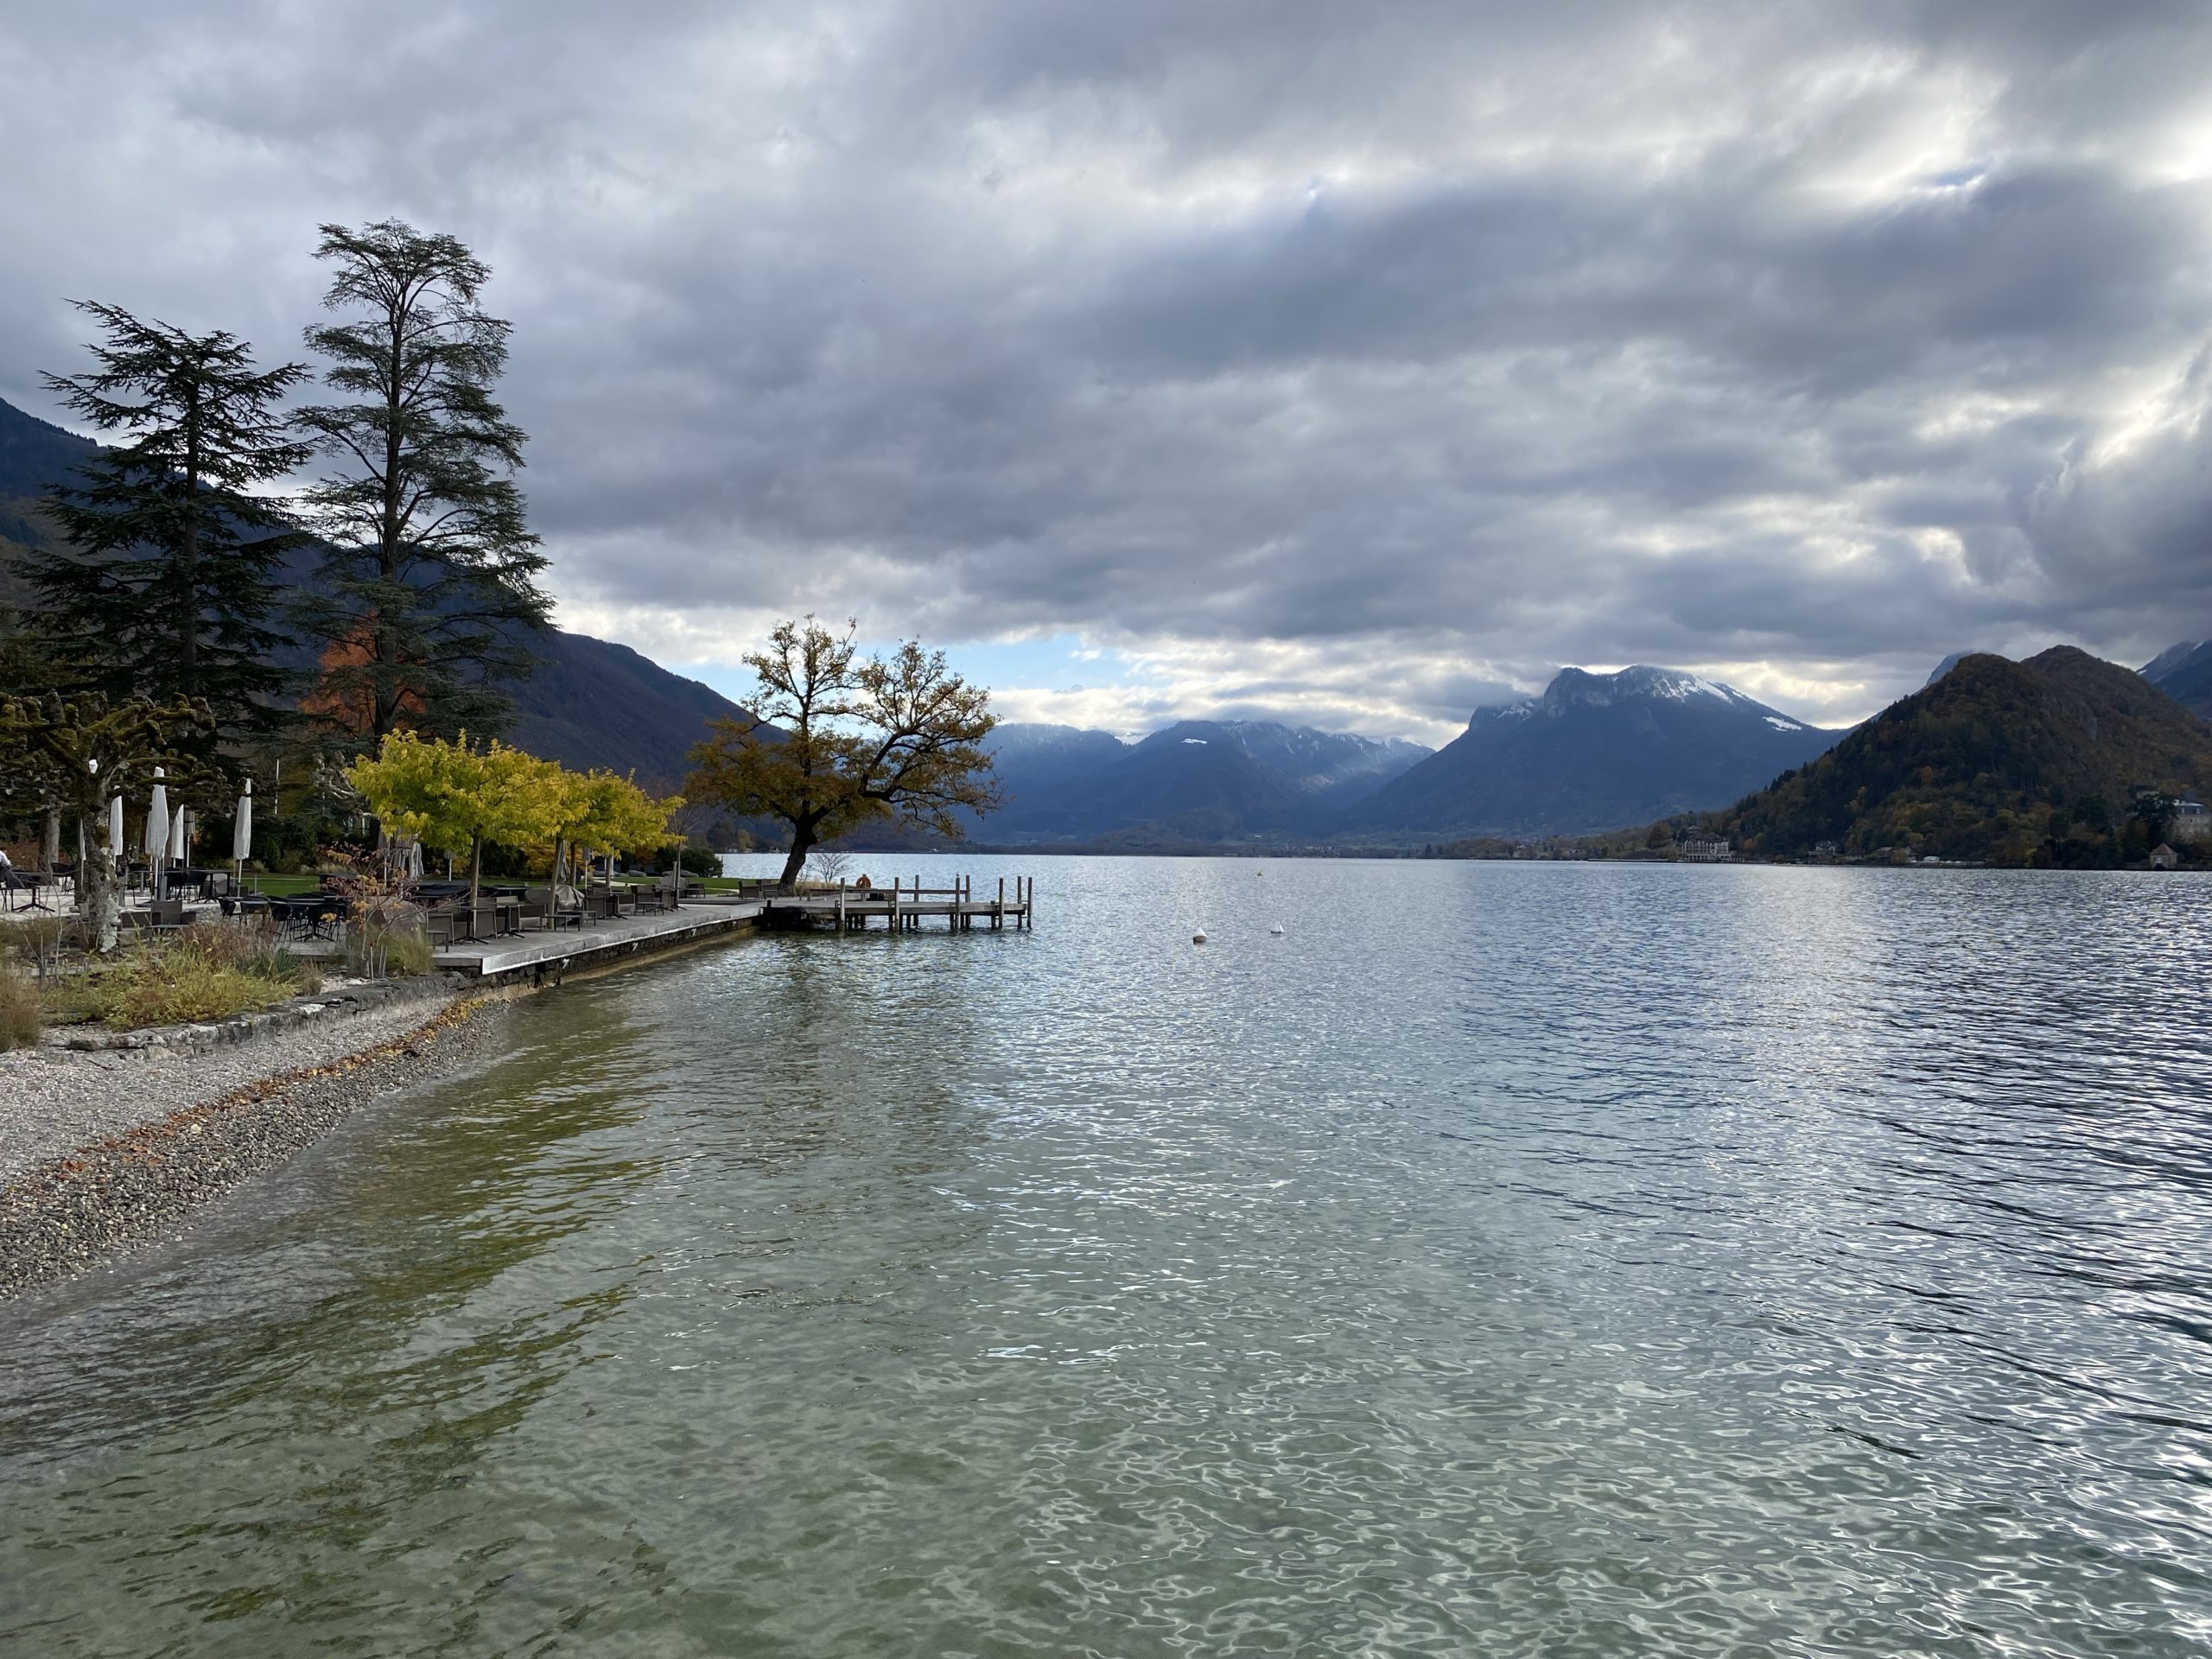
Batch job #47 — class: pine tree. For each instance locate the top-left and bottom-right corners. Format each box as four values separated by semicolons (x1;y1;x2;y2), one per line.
294;219;550;741
21;302;309;754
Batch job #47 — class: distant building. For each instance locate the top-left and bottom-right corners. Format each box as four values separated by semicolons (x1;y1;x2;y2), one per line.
2151;843;2179;871
2170;802;2210;844
1678;834;1733;862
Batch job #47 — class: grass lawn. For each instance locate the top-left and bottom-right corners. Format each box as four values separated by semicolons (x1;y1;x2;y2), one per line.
245;874;323;897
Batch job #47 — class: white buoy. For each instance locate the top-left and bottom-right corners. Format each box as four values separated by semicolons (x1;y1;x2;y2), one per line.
1192;928;1209;944
1269;924;1285;935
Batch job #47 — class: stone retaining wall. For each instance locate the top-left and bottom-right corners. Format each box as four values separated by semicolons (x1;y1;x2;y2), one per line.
45;973;466;1053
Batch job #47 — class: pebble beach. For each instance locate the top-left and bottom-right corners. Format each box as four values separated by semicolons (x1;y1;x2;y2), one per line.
0;983;505;1300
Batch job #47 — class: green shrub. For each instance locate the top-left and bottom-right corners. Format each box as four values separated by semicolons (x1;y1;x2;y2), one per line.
0;963;42;1051
67;928;317;1030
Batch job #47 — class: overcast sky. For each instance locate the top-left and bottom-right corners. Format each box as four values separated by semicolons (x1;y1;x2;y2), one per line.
6;2;2212;741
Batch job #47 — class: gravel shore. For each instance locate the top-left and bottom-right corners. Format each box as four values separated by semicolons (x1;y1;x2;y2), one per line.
0;984;460;1185
0;988;504;1300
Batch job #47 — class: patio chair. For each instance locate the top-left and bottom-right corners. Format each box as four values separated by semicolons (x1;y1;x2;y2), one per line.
524;887;583;931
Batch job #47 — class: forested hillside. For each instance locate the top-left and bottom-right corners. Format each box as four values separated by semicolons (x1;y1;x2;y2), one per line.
1719;648;2212;864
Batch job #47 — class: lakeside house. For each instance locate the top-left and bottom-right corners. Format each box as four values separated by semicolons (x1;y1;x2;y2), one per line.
1679;834;1733;862
2151;843;2180;870
2170;802;2210;844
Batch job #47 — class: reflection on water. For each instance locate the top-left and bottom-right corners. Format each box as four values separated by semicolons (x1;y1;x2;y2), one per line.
3;859;2211;1656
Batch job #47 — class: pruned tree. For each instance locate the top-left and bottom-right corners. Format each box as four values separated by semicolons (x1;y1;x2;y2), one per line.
685;617;1001;892
345;731;556;907
0;693;214;953
549;768;683;891
295;219;549;741
22;302;309;753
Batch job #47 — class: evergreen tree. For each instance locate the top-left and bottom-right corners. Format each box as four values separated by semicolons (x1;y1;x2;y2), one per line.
294;219;549;741
21;302;308;754
0;604;69;698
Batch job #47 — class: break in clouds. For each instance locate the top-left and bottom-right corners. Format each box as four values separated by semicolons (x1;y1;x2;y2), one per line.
5;1;2212;741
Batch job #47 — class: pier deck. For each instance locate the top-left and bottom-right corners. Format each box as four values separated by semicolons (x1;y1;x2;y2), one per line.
753;876;1035;932
434;902;765;982
429;875;1033;978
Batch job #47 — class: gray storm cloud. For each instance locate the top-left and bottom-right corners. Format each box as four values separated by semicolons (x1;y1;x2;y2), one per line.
3;0;2211;737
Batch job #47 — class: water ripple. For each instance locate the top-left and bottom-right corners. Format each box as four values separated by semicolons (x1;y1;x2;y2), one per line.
3;860;2210;1655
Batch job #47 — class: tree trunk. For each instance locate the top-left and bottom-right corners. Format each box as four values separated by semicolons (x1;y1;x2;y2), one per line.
180;393;201;697
83;843;121;956
778;831;813;893
375;308;406;738
41;802;60;871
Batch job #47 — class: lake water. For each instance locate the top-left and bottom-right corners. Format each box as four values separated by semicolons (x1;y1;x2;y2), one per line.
3;857;2211;1656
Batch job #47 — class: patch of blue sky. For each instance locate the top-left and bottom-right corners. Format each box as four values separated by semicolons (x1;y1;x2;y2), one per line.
929;633;1134;695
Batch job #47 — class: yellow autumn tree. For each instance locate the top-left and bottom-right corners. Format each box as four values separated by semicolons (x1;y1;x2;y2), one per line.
346;732;562;906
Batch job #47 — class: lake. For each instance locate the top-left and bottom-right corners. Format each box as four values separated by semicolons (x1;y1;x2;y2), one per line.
3;857;2210;1656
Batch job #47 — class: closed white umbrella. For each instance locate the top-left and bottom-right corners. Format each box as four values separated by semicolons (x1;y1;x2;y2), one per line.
404;836;423;879
143;769;168;855
143;769;168;902
107;794;124;861
232;780;252;862
169;805;188;864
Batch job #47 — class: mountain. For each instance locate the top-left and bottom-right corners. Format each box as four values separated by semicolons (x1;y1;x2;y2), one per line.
0;397;96;608
1720;647;2212;863
0;393;747;783
2141;639;2212;721
986;722;1132;797
979;719;1428;844
504;629;748;789
1338;664;1842;841
1927;650;1980;686
0;395;94;502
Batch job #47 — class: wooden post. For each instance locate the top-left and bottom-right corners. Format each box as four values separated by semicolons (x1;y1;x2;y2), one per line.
837;878;847;932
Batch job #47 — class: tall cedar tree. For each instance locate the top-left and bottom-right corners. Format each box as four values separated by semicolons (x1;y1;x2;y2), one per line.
686;617;1001;891
294;220;549;741
22;302;308;757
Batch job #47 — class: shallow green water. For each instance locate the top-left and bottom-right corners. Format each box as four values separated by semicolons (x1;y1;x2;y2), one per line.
3;858;2211;1656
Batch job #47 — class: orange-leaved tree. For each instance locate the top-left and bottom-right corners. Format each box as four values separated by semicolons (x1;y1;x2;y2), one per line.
685;617;1000;892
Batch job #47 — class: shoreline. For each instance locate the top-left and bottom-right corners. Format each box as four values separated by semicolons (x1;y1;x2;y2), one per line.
0;909;770;1302
0;988;505;1302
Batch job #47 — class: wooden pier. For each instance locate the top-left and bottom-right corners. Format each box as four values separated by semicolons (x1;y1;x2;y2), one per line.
756;874;1034;932
430;874;1032;980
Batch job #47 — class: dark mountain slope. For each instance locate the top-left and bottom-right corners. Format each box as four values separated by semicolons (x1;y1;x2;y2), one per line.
1721;647;2212;861
0;397;99;613
1339;664;1841;841
0;396;94;501
503;629;748;789
0;394;747;779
